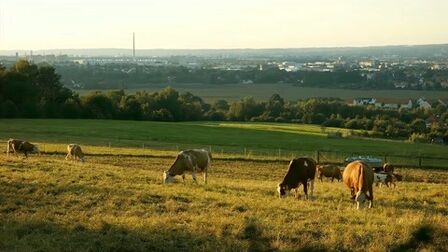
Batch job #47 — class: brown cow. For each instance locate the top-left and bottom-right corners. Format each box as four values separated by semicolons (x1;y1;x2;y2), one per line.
277;157;316;200
316;164;342;182
163;149;212;184
7;139;39;157
66;144;85;162
343;161;374;209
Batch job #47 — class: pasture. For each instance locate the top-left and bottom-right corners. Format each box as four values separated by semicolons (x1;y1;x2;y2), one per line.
0;149;447;251
74;83;448;102
1;119;447;162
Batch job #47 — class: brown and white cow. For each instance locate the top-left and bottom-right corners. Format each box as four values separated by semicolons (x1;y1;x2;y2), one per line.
163;149;212;184
316;164;342;182
277;157;316;200
7;139;39;157
343;161;374;209
66;144;85;162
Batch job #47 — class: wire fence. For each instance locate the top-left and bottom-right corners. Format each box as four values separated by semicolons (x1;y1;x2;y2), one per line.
2;138;447;169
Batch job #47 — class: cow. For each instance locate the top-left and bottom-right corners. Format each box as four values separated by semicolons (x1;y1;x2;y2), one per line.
66;144;85;162
343;161;374;209
373;172;396;187
316;164;342;182
277;157;316;200
6;139;39;157
163;149;212;184
382;163;394;173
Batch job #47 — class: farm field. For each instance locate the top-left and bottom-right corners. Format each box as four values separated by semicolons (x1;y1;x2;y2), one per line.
1;119;447;168
0;150;447;251
74;83;448;102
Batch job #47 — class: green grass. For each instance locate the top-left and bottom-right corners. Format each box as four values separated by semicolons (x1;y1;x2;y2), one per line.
0;150;447;251
1;119;447;164
74;83;448;102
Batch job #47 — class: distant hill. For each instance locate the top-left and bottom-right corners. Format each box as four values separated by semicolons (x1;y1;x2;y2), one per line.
1;44;448;58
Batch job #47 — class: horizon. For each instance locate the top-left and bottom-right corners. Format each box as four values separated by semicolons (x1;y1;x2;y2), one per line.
1;42;448;56
1;0;448;51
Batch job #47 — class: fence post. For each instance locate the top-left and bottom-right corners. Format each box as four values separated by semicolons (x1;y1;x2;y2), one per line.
418;156;422;168
244;148;247;157
278;149;281;160
384;154;387;163
316;150;320;164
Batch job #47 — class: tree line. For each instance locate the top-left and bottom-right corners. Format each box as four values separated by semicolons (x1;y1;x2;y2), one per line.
1;60;447;143
54;62;448;90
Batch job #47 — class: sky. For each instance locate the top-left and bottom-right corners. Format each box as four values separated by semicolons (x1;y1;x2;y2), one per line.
1;0;447;50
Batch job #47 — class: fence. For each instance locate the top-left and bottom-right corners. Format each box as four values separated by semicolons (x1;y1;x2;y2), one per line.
2;138;447;169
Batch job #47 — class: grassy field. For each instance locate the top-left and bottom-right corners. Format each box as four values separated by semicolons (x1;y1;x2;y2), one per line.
74;83;448;102
0;149;447;251
1;119;447;165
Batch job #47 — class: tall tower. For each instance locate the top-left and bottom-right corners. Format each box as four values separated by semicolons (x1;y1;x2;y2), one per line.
132;32;135;59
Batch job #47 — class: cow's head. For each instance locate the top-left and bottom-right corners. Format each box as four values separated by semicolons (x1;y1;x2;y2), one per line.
163;171;174;184
277;183;288;198
355;191;367;209
32;145;40;155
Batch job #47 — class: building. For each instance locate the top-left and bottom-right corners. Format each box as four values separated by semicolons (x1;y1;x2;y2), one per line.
417;98;432;110
353;98;377;106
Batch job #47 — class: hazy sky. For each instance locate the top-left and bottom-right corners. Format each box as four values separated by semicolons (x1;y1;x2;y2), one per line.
1;0;447;50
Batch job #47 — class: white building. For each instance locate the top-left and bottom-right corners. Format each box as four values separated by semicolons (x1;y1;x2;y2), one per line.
417;98;432;110
353;98;377;106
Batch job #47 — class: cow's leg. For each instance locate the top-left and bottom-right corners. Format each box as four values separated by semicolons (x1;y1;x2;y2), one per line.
350;188;356;200
303;181;308;200
6;142;10;156
294;188;299;199
191;167;198;184
368;187;373;208
309;179;314;199
203;170;208;184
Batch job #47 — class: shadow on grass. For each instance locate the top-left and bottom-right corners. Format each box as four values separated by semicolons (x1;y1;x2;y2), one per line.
391;224;448;251
0;218;241;252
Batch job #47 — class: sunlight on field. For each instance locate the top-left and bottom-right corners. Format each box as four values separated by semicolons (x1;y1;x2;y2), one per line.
208;122;364;136
0;151;447;251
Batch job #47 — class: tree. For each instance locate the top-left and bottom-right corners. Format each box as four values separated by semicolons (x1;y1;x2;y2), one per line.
411;119;427;134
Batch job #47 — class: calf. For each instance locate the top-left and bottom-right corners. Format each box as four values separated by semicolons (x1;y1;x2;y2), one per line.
277;157;316;200
66;144;85;162
343;161;374;209
316;164;342;182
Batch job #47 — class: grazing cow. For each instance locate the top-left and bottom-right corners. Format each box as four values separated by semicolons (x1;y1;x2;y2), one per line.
66;144;85;162
277;157;316;200
343;161;374;209
316;164;342;182
382;163;394;173
163;149;212;184
7;139;39;157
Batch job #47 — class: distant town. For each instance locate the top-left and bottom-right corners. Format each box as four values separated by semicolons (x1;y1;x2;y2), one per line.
1;44;448;93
